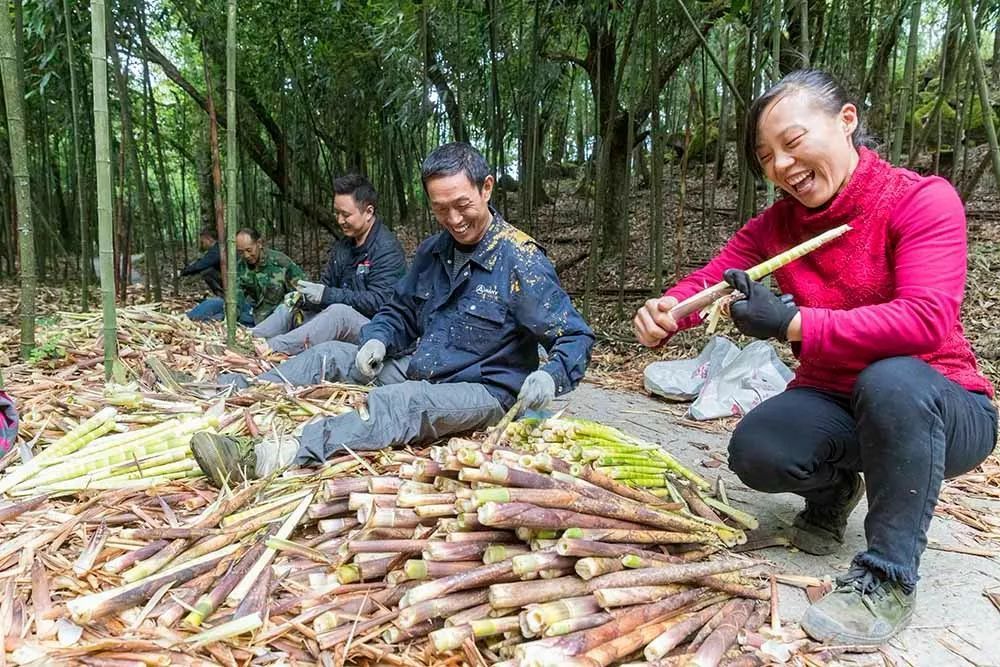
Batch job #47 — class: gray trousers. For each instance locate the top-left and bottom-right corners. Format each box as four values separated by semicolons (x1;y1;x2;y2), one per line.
251;303;370;355
257;341;504;464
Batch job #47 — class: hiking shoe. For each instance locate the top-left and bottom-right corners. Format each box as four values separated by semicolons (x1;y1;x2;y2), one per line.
801;565;915;645
791;472;865;555
190;432;257;487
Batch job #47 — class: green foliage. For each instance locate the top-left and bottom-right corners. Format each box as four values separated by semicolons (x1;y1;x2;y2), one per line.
28;332;66;366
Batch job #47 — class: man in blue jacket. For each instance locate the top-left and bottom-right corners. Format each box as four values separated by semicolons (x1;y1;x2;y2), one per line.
251;174;406;354
180;227;223;296
247;142;594;467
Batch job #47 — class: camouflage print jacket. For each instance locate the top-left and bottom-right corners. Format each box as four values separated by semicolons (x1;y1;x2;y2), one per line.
238;248;306;324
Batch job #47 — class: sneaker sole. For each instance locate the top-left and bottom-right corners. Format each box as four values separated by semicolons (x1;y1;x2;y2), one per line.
800;603;914;646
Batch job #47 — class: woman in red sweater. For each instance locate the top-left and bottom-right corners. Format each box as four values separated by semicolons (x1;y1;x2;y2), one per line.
635;69;997;645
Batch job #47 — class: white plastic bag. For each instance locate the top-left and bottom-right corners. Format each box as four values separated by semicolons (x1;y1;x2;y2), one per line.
688;341;793;420
643;336;740;401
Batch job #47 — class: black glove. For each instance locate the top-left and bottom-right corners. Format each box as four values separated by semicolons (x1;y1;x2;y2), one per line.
723;269;799;341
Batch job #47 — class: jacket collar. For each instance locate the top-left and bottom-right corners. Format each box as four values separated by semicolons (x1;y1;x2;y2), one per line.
432;207;506;272
345;217;383;253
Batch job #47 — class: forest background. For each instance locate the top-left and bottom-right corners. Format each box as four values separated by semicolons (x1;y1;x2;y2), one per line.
1;0;999;385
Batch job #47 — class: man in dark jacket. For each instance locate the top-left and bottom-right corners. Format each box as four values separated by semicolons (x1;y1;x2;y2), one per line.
180;227;223;296
254;143;594;466
251;174;406;354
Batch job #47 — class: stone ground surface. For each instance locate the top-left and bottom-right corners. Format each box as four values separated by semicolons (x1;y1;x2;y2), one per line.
554;382;1000;667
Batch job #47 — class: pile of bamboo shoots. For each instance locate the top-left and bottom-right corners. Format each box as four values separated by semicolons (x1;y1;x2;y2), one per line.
500;417;757;531
0;407;222;496
0;421;827;666
315;434;774;666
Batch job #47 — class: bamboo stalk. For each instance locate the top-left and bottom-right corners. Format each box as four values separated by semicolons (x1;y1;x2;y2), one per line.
524;596;601;635
0;407;117;495
401;559;516;608
576;557;625;580
403;559;482;580
563;527;731;546
543;611;613;637
593;585;690;608
490;576;590;608
668;224;851;320
512;552;576;577
587;561;750;590
348;539;429;555
396;588;490;629
520;588;707;662
479;502;647;531
557;538;679;563
688;599;743;651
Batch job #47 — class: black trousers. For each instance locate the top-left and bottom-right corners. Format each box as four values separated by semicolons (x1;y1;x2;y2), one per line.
728;356;997;588
201;268;224;297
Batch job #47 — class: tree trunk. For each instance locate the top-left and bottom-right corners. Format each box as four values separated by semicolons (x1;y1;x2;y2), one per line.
649;0;664;294
225;0;238;344
961;0;1000;193
890;0;921;164
137;4;178;297
90;0;117;377
108;16;161;302
62;0;90;310
0;0;35;358
203;43;228;310
424;22;467;144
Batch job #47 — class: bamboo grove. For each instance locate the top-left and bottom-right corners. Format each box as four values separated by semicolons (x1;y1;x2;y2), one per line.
2;0;1000;359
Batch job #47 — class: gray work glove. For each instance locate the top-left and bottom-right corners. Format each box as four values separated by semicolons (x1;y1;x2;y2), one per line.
283;291;300;309
518;370;556;410
355;339;386;378
295;280;326;305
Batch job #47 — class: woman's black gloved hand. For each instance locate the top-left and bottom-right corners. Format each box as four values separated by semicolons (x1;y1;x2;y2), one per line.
723;269;799;341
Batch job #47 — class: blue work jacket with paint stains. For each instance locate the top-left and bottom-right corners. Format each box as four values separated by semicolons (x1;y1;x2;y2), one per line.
360;212;595;409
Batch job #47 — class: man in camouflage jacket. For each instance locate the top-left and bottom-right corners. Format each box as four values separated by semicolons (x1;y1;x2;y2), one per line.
186;229;305;325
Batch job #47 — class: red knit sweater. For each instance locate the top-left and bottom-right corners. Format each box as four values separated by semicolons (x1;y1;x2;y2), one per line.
666;147;994;398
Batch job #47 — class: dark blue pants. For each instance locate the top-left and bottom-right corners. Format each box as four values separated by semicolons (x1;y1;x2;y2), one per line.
729;357;997;589
187;297;254;326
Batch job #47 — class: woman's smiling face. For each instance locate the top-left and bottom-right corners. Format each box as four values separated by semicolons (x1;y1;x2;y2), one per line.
754;90;860;209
